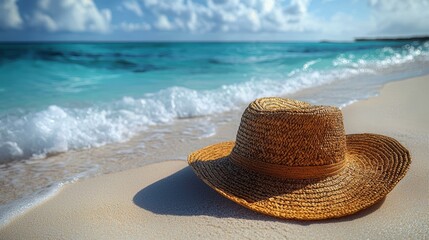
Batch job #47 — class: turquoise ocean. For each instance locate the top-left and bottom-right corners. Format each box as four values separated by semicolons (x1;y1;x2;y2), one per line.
1;41;429;161
1;40;429;222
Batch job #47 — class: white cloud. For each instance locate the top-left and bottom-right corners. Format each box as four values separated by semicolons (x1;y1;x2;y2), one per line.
2;0;426;41
123;0;143;17
155;15;173;30
368;0;429;36
247;9;261;31
119;22;151;32
31;0;112;33
139;0;313;33
0;0;22;29
310;0;429;39
262;0;275;14
32;11;57;31
286;0;309;15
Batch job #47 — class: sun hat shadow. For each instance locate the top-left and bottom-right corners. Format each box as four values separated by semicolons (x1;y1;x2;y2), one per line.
133;165;385;224
133;166;271;221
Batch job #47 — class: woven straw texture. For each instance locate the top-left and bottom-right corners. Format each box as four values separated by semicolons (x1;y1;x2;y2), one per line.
188;97;411;220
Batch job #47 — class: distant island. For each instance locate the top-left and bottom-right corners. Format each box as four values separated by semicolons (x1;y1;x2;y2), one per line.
355;35;429;42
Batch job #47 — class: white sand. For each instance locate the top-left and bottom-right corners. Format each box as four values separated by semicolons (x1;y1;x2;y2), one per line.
1;76;428;239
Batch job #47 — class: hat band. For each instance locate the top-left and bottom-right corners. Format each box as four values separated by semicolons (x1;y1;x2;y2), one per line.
230;152;347;179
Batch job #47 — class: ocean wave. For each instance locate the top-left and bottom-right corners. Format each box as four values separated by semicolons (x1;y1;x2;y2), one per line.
1;41;428;162
0;68;345;161
332;41;429;69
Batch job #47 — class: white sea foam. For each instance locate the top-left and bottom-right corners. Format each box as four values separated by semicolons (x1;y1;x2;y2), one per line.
0;181;67;227
0;42;428;162
0;165;98;227
0;70;340;161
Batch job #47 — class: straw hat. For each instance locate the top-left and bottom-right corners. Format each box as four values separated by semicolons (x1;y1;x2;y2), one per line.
188;97;411;220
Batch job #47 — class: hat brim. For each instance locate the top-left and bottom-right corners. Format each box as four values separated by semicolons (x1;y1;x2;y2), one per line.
188;133;411;220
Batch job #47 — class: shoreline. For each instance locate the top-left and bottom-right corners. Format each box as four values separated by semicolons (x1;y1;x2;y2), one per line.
1;59;428;210
1;74;428;239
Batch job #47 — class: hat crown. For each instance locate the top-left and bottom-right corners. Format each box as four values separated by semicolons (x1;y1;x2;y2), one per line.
232;97;346;167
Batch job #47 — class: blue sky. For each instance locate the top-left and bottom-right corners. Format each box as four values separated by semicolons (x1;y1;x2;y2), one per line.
0;0;428;41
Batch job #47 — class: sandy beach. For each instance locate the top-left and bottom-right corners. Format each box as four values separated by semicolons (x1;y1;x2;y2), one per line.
1;75;428;239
